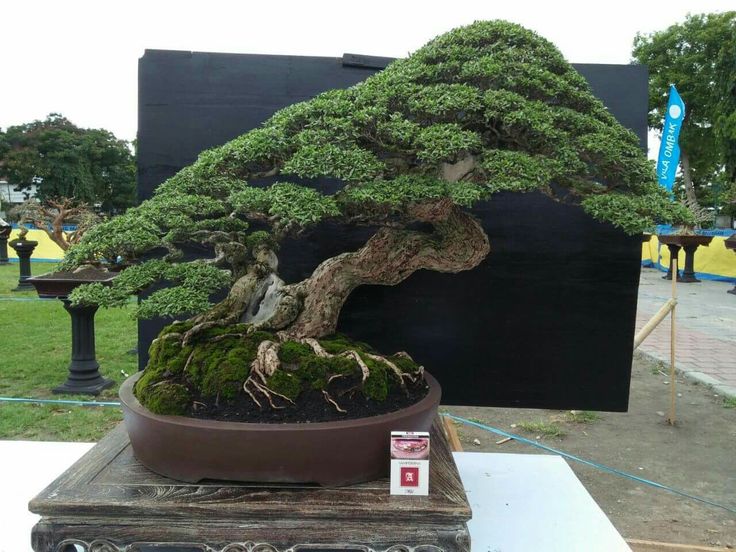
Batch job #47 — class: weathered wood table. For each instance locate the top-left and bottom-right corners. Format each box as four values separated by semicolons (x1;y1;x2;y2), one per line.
29;421;471;552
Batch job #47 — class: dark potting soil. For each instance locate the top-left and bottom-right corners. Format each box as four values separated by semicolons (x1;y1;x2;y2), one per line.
187;378;430;424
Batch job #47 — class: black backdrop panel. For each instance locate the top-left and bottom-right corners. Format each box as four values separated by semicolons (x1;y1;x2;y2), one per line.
138;49;647;411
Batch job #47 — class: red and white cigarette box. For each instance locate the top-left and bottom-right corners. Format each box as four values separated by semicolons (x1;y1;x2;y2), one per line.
390;431;430;496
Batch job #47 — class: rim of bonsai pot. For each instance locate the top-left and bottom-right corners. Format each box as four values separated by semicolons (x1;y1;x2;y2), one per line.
657;234;714;245
120;370;441;432
27;268;119;299
9;239;39;246
28;269;118;284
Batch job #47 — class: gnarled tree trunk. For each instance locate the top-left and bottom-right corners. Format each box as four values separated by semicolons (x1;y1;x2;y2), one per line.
281;199;490;338
189;199;490;342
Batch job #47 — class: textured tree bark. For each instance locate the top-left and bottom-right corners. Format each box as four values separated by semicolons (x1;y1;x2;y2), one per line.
183;248;280;342
280;199;490;339
27;199;85;251
188;199;490;342
680;151;699;208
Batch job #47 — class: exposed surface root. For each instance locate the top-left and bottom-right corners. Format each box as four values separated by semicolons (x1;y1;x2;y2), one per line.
182;321;226;346
298;337;372;383
300;337;330;357
366;353;409;393
322;390;347;413
208;332;249;343
250;380;286;410
299;336;423;396
341;350;371;382
242;340;288;409
253;340;281;377
393;351;424;383
243;384;263;409
182;350;196;375
328;373;347;384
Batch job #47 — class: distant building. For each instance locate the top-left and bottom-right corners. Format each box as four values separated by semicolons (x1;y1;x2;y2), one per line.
0;180;38;218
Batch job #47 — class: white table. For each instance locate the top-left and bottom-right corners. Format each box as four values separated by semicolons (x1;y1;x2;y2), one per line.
0;442;628;552
455;452;629;551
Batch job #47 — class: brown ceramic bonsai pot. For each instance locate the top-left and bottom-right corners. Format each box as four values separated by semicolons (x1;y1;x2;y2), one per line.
120;370;442;486
657;234;714;248
28;266;118;298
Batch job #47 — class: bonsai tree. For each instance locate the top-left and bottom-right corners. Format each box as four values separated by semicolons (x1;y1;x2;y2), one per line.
10;198;100;251
61;21;691;418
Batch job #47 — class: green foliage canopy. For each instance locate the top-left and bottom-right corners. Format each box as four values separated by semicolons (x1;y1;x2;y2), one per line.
0;114;136;212
632;12;736;210
65;20;691;317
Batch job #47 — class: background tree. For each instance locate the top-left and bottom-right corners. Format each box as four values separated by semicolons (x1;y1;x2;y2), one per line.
632;12;736;216
8;198;99;251
63;21;690;417
0;114;136;212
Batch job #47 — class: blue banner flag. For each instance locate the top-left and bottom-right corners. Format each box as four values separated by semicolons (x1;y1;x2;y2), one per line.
656;85;686;192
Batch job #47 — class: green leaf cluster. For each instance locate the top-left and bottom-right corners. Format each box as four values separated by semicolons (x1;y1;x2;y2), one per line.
633;12;736;210
61;20;692;317
0;113;135;212
231;182;341;226
68;259;230;318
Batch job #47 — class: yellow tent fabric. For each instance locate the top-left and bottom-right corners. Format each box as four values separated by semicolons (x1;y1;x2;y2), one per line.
642;235;736;280
7;229;65;262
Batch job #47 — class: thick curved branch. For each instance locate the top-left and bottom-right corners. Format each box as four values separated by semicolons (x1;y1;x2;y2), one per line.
181;198;489;342
279;198;490;339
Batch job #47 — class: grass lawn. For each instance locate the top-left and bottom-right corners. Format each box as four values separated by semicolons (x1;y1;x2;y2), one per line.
0;262;135;441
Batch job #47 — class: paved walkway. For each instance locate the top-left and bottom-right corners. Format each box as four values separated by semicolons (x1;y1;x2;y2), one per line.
636;268;736;398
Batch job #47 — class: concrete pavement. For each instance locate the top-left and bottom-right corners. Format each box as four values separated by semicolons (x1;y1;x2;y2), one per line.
636;267;736;398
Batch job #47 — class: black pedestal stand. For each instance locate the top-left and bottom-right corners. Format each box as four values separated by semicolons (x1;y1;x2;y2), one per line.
658;234;714;283
52;299;114;395
662;244;681;281
0;224;11;265
680;244;702;283
9;239;38;291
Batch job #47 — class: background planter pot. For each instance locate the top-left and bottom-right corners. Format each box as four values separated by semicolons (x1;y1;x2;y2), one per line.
27;268;118;394
120;371;442;486
8;238;38;291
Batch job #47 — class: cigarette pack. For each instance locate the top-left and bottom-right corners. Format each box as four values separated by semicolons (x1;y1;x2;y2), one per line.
389;431;430;496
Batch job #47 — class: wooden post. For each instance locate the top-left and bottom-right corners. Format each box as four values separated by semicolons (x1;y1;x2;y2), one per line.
442;416;463;452
667;259;677;425
634;298;677;349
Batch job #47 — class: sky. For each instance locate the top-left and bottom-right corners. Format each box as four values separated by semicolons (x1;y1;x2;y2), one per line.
1;0;733;159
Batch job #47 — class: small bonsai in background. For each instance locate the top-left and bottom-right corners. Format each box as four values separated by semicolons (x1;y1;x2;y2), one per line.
61;21;691;420
9;198;100;251
676;196;714;233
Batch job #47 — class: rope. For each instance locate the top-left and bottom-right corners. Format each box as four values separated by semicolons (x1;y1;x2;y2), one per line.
443;413;736;515
0;396;120;407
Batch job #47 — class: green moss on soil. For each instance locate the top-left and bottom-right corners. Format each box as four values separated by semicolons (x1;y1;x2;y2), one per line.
158;320;195;337
293;354;360;391
320;334;375;355
389;354;420;374
265;370;302;400
278;341;313;364
362;356;390;401
136;381;191;416
136;323;416;413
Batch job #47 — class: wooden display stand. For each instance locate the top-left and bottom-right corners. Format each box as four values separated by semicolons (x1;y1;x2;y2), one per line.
30;419;471;552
